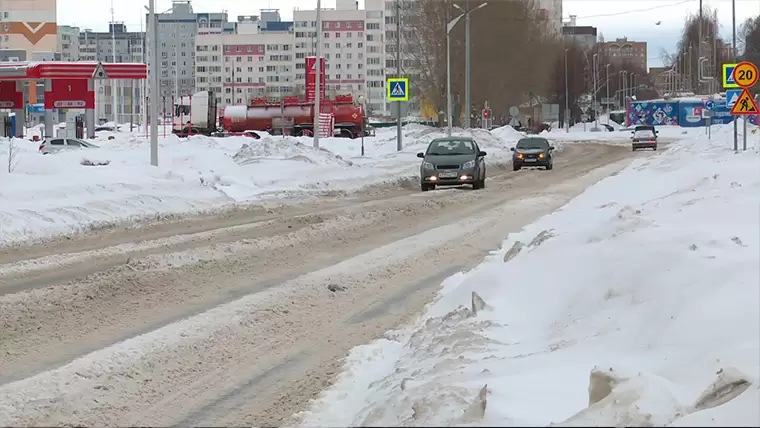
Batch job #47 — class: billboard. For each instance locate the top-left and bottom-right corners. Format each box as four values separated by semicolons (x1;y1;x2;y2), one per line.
626;101;679;126
305;56;326;102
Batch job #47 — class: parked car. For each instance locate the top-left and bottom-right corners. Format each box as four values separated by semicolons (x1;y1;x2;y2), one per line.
511;137;555;171
39;138;99;155
417;137;487;191
631;125;658;151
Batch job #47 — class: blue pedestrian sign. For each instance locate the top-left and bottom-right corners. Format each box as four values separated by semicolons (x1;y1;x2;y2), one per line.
726;89;743;107
704;100;715;110
387;77;409;101
722;63;739;89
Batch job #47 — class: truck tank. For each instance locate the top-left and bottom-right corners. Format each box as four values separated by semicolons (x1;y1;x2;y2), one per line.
221;95;363;136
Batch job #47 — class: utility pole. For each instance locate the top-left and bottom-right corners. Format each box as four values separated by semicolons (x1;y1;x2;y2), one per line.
732;0;737;152
464;2;471;129
605;64;610;125
148;0;159;166
111;0;118;123
593;53;598;128
564;48;569;132
395;0;402;151
313;0;323;149
698;0;702;95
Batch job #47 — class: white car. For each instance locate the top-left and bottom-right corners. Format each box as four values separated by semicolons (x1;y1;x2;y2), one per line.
39;138;99;155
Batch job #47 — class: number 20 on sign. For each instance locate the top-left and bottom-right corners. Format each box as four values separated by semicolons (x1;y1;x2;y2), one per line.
732;62;758;88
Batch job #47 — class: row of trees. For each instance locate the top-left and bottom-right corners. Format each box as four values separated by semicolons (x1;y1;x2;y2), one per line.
400;1;758;125
400;0;649;126
659;8;760;95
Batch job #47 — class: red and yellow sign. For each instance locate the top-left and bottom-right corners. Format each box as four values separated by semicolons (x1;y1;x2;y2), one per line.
729;88;759;115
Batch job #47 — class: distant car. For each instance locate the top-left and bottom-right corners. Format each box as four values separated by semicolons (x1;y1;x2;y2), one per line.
511;137;555;171
631;126;658;151
39;138;99;155
417;137;487;191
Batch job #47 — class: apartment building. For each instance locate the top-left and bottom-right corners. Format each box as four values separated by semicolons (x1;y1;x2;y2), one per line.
562;16;597;51
0;0;57;58
195;14;293;107
57;25;79;61
293;5;367;102
599;37;648;71
148;0;232;115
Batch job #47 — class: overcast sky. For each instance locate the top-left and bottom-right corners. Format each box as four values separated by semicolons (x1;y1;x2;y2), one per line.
61;0;760;67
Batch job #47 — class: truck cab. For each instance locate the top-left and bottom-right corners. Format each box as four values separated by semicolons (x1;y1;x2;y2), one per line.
172;91;218;136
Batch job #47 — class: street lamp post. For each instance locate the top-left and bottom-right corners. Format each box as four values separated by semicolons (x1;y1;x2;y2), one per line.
564;48;569;133
592;53;598;128
313;0;323;149
358;95;366;156
453;2;487;129
605;64;610;125
446;10;465;136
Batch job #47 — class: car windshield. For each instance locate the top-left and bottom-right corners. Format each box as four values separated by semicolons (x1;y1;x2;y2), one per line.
426;139;476;155
634;130;655;139
516;139;549;150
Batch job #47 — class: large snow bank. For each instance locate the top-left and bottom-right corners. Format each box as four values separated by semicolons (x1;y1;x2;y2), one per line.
0;124;520;246
297;126;760;426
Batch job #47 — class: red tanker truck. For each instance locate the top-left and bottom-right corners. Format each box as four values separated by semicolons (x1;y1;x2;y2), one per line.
172;91;364;138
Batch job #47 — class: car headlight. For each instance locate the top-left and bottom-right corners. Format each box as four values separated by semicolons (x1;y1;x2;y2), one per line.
422;161;435;169
462;160;475;169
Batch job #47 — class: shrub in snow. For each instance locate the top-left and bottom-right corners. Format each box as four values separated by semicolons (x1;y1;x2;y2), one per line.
80;158;111;166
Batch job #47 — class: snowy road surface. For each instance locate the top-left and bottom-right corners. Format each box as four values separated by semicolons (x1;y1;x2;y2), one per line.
1;143;641;426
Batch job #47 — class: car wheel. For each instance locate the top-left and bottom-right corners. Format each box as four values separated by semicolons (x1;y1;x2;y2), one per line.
546;163;553;170
513;164;521;171
653;146;657;151
481;178;486;188
632;147;637;151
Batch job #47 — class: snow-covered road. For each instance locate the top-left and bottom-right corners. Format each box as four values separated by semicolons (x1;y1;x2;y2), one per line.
0;143;636;426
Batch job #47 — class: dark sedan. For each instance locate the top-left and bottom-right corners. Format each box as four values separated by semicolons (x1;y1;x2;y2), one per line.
417;137;487;191
511;137;555;171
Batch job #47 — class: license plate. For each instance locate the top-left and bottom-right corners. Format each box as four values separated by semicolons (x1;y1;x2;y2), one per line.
439;171;457;178
524;158;537;162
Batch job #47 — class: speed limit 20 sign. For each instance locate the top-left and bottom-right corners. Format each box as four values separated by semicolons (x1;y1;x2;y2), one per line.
732;62;758;88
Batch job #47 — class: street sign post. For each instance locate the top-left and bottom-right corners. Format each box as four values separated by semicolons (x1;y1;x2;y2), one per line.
386;78;409;102
728;61;759;152
729;89;759;115
732;61;759;88
722;63;739;89
726;89;743;108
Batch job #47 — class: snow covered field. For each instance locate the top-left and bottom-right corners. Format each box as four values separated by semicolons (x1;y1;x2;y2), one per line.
0;125;522;246
297;124;760;427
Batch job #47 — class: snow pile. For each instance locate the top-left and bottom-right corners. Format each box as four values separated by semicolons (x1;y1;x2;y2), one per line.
298;131;760;426
0;125;520;245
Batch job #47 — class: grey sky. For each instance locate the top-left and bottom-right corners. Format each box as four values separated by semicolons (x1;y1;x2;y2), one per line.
60;0;760;67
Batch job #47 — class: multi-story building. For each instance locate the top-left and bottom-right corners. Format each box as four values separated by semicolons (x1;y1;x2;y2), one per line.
77;23;145;123
599;37;648;71
0;0;57;58
195;13;293;107
562;16;597;51
293;3;366;101
148;0;232;116
57;25;79;61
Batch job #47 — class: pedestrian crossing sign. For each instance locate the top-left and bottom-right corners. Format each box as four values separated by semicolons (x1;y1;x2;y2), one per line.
387;77;409;101
729;88;759;115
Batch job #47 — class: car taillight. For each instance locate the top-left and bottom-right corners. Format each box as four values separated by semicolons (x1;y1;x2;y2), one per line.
649;139;655;142
38;143;44;151
632;139;639;142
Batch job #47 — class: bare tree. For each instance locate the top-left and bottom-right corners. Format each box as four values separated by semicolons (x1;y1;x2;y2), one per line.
403;0;560;125
738;16;760;55
667;7;730;93
401;0;448;119
7;138;20;173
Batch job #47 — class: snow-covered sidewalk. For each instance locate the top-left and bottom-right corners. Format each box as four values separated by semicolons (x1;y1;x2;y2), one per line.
0;125;520;246
297;125;760;427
